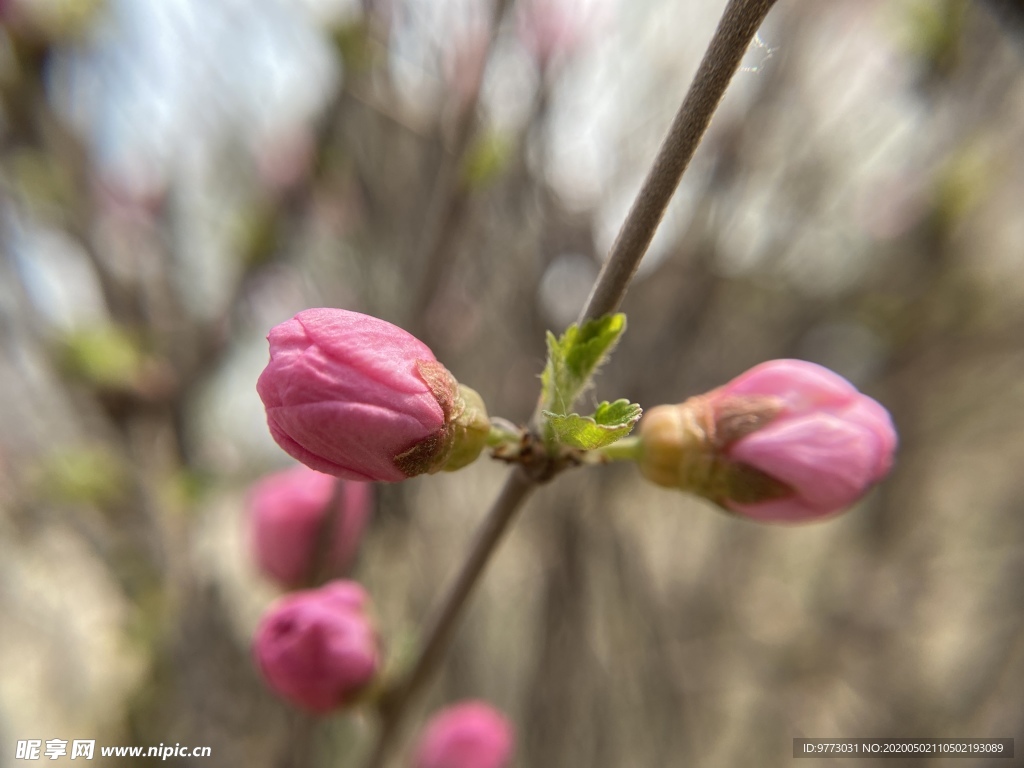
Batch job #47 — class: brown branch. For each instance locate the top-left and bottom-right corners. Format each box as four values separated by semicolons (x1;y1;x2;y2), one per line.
578;0;779;325
362;468;535;768
409;0;515;331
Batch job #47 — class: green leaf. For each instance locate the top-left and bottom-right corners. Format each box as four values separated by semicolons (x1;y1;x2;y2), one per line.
543;399;642;451
593;399;643;427
540;313;627;416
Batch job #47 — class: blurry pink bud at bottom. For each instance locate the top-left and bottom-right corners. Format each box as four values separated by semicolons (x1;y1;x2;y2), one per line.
414;701;514;768
638;359;897;522
248;465;371;587
253;581;379;713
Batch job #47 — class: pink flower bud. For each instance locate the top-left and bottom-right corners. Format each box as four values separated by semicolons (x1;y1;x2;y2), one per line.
413;701;514;768
257;309;489;482
637;360;897;523
248;466;371;588
253;581;379;713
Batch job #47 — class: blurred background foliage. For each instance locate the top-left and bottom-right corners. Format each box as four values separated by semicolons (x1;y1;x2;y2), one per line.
1;0;1023;765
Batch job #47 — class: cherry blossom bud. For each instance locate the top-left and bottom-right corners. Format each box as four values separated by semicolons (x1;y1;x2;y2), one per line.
257;309;489;482
248;466;371;588
413;701;514;768
637;359;897;523
253;581;379;714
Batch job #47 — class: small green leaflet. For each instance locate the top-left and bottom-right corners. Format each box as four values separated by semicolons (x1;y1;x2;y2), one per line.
543;399;643;451
540;313;627;415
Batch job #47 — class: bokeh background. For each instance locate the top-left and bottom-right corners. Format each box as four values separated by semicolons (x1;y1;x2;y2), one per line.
2;0;1023;765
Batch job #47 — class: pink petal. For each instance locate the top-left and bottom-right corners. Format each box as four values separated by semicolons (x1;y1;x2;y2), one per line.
730;413;881;512
721;359;857;413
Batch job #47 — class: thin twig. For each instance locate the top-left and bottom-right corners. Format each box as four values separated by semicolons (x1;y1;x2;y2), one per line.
578;0;779;325
410;0;515;330
361;1;780;764
307;479;347;586
362;469;535;768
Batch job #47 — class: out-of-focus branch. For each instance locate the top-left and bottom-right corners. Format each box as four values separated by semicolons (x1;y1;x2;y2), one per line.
982;0;1024;44
578;0;779;325
362;468;535;768
409;0;515;331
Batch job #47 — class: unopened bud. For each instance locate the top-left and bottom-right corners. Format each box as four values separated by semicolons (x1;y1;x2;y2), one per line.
413;701;514;768
253;581;380;713
248;466;371;588
637;360;897;522
257;309;490;482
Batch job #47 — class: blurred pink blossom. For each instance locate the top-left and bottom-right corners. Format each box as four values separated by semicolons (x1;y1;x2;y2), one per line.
248;465;371;588
253;581;379;713
413;701;514;768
